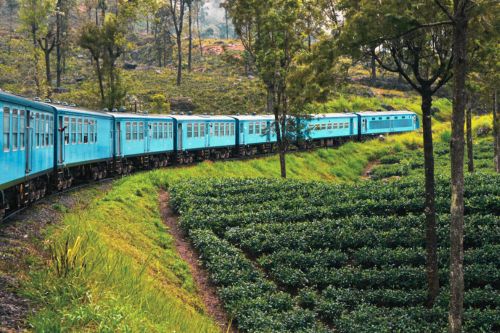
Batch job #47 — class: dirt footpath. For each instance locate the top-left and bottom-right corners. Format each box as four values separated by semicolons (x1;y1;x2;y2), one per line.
159;191;235;333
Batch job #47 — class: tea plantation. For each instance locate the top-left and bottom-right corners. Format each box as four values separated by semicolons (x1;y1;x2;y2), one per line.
170;174;500;333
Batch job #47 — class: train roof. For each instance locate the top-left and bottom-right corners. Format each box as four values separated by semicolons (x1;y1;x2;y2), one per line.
110;113;173;120
356;111;416;117
169;114;235;121
307;113;357;119
0;90;55;113
230;115;276;121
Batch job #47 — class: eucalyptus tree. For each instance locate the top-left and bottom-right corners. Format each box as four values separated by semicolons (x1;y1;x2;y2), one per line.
169;0;187;85
19;0;57;96
226;0;314;178
339;0;455;306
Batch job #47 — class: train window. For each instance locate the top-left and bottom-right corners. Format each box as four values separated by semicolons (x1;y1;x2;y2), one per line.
78;118;83;144
20;111;25;150
126;122;131;140
187;123;192;138
154;123;159;139
327;123;332;130
45;115;49;147
84;119;89;143
344;122;349;128
138;122;143;140
240;123;244;134
200;123;205;137
3;108;10;151
158;123;163;139
89;120;94;143
65;117;70;144
339;123;344;129
131;122;136;140
249;122;254;135
230;123;234;136
333;123;338;129
35;113;40;147
255;122;260;135
321;124;326;130
225;123;230;136
386;117;390;120
169;123;173;138
372;118;376;120
214;123;219;136
12;110;18;151
94;120;98;142
194;123;199;138
49;116;54;146
261;122;266;134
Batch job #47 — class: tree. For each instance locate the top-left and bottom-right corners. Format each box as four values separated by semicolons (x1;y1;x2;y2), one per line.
187;0;193;71
19;0;56;96
37;26;56;94
6;0;19;54
340;0;454;306
169;0;186;86
226;0;312;178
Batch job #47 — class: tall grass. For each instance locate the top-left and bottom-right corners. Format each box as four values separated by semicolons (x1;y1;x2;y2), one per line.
23;179;220;333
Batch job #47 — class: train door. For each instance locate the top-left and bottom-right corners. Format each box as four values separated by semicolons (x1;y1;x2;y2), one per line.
25;110;32;173
58;116;64;164
177;123;183;151
116;122;121;156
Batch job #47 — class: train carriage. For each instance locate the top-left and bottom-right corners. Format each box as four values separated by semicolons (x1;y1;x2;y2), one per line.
297;113;358;147
0;92;56;214
112;113;175;170
230;115;277;156
171;115;236;161
356;111;420;136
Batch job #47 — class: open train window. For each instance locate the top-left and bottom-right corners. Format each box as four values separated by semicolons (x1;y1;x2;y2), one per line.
187;123;192;138
12;110;18;151
333;123;338;129
230;123;234;136
226;123;230;136
255;122;260;135
89;120;94;143
64;117;70;144
44;115;49;146
3;107;10;151
344;122;349;128
138;122;144;140
20;110;25;150
327;123;332;130
249;122;254;135
214;123;219;136
84;119;89;143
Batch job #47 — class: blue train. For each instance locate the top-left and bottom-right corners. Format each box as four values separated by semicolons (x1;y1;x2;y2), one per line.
0;91;419;217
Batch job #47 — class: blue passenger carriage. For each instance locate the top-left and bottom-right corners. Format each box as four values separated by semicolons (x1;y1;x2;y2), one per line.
230;115;277;156
356;111;420;137
0;92;56;215
171;115;236;162
112;113;174;171
297;113;358;147
54;105;114;185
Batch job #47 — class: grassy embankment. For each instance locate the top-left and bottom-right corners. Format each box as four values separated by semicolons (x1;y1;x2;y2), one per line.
21;112;494;332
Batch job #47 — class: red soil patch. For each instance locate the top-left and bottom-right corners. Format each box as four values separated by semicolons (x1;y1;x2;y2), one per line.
159;191;235;333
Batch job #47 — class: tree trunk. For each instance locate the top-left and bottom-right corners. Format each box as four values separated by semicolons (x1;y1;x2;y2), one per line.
176;34;182;86
494;90;499;173
225;8;229;39
188;3;193;72
197;6;204;59
466;105;473;173
269;87;286;178
44;49;52;92
56;9;62;89
449;2;468;332
32;26;41;97
370;48;377;83
422;91;439;307
95;57;105;105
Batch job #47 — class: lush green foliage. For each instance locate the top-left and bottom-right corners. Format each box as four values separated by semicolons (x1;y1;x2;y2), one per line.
170;172;499;332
